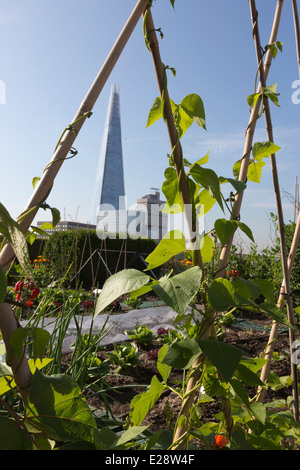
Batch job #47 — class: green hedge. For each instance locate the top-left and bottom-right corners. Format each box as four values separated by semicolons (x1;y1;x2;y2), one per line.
285;222;300;308
27;230;157;289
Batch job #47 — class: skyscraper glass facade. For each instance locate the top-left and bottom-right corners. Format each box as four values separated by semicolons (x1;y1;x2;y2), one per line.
98;84;125;211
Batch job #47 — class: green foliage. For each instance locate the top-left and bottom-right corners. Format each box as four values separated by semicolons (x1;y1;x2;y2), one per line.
130;375;165;427
147;93;206;138
125;325;154;346
106;342;140;373
0;203;34;279
233;141;281;184
285;222;300;308
95;269;150;315
25;370;97;445
0;5;298;451
227;243;282;294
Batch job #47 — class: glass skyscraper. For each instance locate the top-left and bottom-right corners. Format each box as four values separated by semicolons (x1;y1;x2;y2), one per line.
98;83;125;211
96;84;168;240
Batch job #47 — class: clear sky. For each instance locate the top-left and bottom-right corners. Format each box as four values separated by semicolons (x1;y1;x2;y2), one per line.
0;0;299;250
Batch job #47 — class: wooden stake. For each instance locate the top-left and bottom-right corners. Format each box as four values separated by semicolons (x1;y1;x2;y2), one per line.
249;0;299;422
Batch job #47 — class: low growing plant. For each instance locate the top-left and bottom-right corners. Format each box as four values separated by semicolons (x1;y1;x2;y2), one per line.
125;325;154;346
106;342;140;373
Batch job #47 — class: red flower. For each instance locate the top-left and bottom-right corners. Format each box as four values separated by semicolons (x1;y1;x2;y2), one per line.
15;293;21;301
214;434;227;448
14;281;24;293
25;300;33;308
28;286;40;300
226;270;239;278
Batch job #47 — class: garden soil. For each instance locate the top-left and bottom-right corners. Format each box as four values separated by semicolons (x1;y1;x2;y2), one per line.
62;309;299;437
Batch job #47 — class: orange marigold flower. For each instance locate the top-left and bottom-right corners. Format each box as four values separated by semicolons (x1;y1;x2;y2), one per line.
214;434;227;448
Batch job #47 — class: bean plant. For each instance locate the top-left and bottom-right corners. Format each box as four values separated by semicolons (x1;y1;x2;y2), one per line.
0;0;299;451
93;1;300;450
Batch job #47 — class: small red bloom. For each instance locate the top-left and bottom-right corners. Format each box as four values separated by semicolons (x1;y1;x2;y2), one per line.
214;434;227;448
28;286;40;300
25;300;33;307
14;281;24;293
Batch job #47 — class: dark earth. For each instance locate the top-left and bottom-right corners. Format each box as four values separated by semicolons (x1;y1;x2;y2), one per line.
63;309;299;440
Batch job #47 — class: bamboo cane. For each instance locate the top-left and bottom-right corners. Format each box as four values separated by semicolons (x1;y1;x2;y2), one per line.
249;0;299;421
257;210;300;402
0;0;149;404
143;9;205;275
292;0;300;75
169;3;284;448
257;0;300;403
216;0;284;278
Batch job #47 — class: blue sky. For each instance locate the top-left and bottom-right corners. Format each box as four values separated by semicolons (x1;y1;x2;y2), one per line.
0;0;299;250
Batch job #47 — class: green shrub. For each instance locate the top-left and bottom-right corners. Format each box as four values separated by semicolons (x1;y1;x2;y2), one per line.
285;222;300;308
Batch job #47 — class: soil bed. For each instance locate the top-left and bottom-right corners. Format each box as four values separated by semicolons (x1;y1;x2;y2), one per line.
64;310;300;439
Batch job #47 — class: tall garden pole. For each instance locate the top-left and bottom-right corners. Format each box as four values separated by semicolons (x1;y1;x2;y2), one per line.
0;0;149;274
143;9;205;275
216;0;284;279
292;0;300;75
257;0;300;403
249;0;299;421
0;0;149;404
257;211;300;402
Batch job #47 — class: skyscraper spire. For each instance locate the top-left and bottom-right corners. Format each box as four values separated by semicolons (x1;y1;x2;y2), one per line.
98;83;125;210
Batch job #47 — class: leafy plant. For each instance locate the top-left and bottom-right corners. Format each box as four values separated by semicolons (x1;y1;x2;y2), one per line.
125;325;154;346
0;0;299;452
124;296;143;310
93;1;300;451
106;343;140;373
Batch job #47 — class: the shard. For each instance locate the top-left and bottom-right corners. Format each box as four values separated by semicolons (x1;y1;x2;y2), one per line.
98;83;125;211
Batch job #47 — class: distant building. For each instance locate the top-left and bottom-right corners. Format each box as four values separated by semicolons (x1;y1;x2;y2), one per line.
97;83;125;211
136;190;168;241
95;85;168;241
36;220;96;236
96;191;168;241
